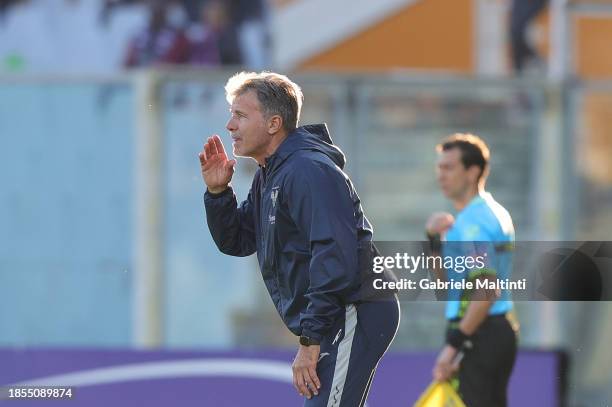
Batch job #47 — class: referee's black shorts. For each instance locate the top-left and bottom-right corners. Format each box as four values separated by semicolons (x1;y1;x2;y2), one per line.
450;313;518;407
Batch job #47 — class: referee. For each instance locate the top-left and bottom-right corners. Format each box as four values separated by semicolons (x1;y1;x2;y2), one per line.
426;134;519;407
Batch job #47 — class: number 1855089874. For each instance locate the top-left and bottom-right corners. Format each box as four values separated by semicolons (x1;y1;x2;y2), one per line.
3;387;74;400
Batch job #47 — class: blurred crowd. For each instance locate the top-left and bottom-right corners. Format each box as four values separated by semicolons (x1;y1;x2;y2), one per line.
0;0;551;76
0;0;270;74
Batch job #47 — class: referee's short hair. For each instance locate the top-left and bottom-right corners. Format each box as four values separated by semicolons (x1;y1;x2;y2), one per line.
436;133;490;180
225;71;303;133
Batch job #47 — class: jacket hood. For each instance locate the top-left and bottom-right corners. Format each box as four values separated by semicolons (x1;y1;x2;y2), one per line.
265;123;346;171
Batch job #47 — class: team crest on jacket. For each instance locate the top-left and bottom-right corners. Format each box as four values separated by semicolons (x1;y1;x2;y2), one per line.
271;187;280;208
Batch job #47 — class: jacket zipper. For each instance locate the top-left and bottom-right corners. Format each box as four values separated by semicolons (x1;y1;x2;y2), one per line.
260;167;283;311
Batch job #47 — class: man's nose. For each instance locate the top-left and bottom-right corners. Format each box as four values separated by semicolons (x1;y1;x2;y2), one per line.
226;118;237;132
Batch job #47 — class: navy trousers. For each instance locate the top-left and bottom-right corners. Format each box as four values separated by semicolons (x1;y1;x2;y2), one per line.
303;295;400;407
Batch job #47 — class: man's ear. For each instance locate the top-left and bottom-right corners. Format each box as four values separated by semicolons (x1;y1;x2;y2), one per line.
267;115;283;135
467;165;481;184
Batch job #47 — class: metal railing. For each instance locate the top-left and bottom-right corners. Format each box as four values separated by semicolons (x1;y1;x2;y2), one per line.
0;70;610;351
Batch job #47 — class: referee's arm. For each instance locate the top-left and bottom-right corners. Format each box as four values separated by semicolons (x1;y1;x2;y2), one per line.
425;212;455;300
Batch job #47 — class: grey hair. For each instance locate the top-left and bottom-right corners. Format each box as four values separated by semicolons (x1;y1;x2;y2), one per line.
225;71;303;132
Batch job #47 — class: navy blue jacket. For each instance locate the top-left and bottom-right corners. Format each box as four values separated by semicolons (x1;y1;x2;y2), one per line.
204;124;388;342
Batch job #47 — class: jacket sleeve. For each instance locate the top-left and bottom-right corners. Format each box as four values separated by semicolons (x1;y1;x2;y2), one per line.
204;185;257;257
286;160;358;342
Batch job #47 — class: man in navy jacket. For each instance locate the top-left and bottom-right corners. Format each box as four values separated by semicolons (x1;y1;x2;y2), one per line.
200;71;399;406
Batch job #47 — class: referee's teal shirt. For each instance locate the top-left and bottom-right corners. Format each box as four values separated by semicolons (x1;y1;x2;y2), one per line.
443;192;515;320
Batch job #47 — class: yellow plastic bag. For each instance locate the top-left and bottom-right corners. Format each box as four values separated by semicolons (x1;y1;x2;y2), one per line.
413;381;466;407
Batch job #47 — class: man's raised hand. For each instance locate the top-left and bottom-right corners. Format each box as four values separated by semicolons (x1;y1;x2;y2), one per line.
426;212;455;236
199;135;236;194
